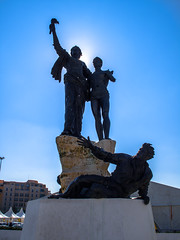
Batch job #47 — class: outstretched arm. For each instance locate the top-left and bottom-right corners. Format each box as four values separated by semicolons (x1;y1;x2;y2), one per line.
137;168;153;205
105;70;116;82
78;137;131;165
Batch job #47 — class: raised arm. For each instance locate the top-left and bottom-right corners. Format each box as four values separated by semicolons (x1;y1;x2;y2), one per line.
78;136;132;165
49;18;66;56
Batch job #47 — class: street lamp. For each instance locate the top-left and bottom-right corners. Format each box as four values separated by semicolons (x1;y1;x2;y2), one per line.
0;157;4;172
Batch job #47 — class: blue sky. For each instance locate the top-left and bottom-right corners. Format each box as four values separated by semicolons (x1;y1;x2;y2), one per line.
0;0;180;193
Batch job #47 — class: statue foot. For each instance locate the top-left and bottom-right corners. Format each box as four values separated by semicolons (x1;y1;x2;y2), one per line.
48;193;64;199
61;130;72;136
131;196;150;205
61;131;81;138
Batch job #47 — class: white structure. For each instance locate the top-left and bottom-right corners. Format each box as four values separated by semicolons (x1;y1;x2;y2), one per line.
0;210;8;223
132;182;180;232
16;208;25;223
5;207;20;222
21;198;157;240
149;182;180;232
16;208;25;218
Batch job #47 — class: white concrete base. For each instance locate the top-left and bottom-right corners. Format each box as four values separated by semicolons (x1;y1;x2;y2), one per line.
157;233;180;240
21;198;157;240
0;230;21;240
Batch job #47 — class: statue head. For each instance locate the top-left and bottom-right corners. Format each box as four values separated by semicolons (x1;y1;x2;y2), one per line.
93;57;103;69
70;46;82;59
135;143;154;161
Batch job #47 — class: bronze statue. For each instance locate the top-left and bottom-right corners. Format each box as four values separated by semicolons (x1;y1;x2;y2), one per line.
90;57;115;140
51;137;154;205
49;19;91;137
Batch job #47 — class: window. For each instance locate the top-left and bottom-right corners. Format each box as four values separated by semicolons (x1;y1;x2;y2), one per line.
6;188;8;191
40;189;44;192
15;193;18;197
14;198;18;201
19;198;23;202
25;193;29;197
40;194;45;198
20;193;23;197
31;189;34;192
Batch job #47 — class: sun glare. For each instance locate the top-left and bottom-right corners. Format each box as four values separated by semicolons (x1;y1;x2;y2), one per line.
67;38;95;68
80;52;91;67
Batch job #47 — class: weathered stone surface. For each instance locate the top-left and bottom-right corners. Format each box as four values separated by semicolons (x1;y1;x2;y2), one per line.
56;135;116;192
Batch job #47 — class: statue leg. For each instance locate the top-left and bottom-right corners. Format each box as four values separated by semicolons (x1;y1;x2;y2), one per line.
63;82;76;135
63;175;107;198
91;99;103;140
74;87;85;137
86;183;111;198
101;96;110;139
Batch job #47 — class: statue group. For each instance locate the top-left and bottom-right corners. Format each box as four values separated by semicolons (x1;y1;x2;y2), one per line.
49;19;154;204
49;18;115;141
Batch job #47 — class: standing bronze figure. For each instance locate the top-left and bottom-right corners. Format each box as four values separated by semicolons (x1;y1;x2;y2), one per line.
90;57;116;140
49;19;91;137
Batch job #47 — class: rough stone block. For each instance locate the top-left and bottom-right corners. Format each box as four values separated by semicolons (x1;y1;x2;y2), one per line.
56;135;116;191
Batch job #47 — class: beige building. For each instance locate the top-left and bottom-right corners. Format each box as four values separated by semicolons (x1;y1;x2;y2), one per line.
0;180;50;213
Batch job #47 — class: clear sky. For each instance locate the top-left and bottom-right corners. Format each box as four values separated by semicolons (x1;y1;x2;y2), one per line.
0;0;180;193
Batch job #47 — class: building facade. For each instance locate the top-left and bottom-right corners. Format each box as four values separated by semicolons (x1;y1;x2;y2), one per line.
0;180;50;213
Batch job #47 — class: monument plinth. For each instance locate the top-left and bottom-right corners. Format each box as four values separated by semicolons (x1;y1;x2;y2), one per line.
20;198;157;240
56;135;116;192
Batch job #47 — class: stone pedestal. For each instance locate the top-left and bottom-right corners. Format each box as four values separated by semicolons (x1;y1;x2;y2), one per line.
21;198;157;240
56;135;116;192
